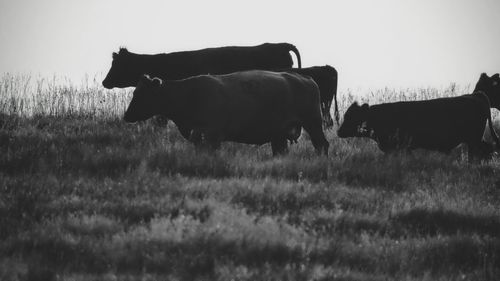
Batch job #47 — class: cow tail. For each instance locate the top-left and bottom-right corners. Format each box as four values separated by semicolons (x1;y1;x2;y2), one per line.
334;95;340;126
487;112;500;149
289;44;302;68
333;68;340;126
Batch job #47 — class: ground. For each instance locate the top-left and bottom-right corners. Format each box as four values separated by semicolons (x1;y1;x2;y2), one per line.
0;78;499;280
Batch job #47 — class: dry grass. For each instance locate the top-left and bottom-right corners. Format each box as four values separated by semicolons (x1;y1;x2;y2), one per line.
1;74;499;281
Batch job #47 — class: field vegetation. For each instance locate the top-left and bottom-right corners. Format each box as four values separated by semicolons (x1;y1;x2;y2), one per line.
1;74;499;280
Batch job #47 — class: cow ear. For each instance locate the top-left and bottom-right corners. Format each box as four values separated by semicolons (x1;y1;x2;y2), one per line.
140;74;152;82
480;73;490;80
137;75;153;87
490;74;499;86
112;52;117;59
119;48;128;55
151;77;163;88
360;103;369;117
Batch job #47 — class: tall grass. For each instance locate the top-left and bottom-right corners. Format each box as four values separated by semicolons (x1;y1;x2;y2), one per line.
0;74;472;119
0;73;130;118
1;74;499;280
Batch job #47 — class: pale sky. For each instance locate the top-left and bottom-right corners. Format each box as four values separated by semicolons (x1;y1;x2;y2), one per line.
0;0;499;89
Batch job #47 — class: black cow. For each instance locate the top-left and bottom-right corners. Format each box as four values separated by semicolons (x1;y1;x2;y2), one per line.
102;43;301;89
337;89;500;159
124;72;329;156
473;73;500;109
280;65;339;128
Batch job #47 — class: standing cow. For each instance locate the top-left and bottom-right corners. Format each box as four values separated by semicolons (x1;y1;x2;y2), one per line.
279;65;339;128
102;43;301;89
124;71;329;156
337;83;500;159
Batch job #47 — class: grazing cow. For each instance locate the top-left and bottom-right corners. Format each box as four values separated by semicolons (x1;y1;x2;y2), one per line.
337;91;500;160
280;65;339;128
473;73;500;109
102;43;301;89
124;72;329;156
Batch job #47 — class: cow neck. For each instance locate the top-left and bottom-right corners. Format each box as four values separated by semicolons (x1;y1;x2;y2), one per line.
158;80;193;120
143;53;171;79
128;53;163;79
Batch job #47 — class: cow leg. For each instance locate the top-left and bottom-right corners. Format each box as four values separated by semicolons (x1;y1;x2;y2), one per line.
478;141;494;159
301;119;329;156
321;102;334;129
284;120;302;144
176;123;193;141
271;137;289;156
189;130;203;145
190;130;207;152
202;131;222;151
480;141;495;159
468;141;494;162
206;138;221;151
189;129;221;152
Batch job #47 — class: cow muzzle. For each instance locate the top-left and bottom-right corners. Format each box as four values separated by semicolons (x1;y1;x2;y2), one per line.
102;79;113;89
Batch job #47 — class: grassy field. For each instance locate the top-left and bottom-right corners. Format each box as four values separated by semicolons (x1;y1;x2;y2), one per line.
1;74;500;281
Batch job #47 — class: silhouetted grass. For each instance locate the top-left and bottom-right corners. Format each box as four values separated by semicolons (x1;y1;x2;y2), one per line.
1;74;500;280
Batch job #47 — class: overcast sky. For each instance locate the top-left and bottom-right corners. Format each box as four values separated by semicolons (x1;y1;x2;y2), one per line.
0;0;499;89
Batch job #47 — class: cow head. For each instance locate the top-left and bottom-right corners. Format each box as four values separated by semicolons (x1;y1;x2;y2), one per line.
337;102;370;138
124;75;163;122
102;48;143;89
474;73;500;109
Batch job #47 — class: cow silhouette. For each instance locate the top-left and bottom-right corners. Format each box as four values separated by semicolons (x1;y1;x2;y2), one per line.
102;43;301;89
337;76;500;160
124;71;329;156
